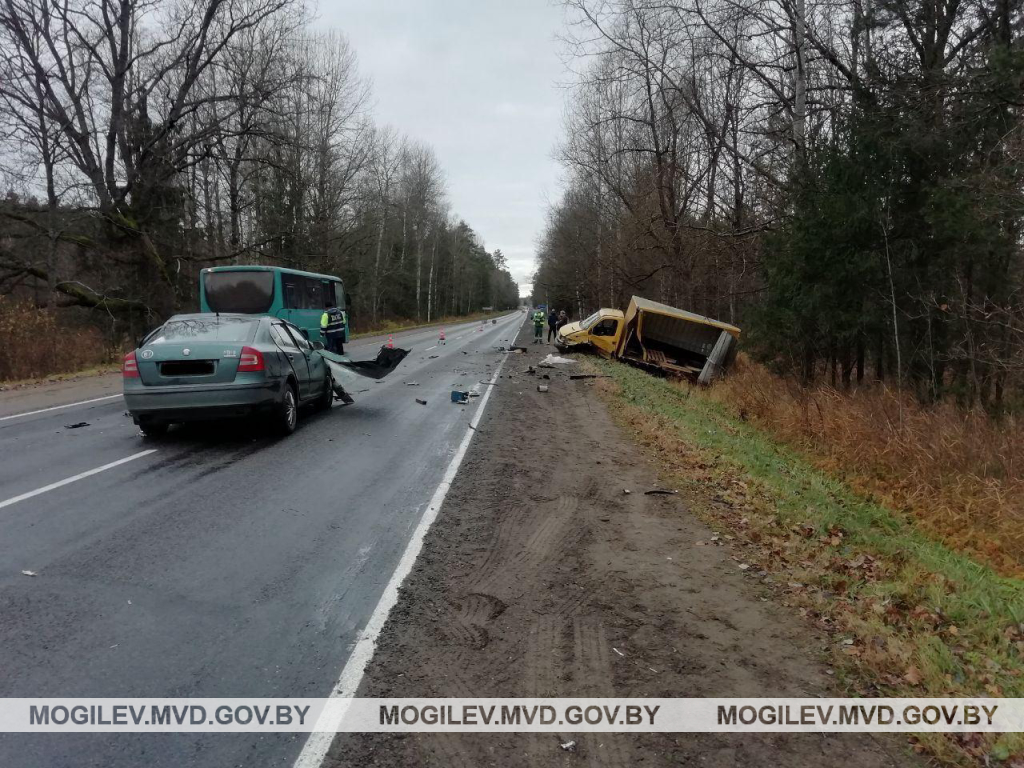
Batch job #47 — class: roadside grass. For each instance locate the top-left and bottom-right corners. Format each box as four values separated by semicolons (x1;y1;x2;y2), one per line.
712;358;1024;576
350;310;509;339
588;356;1024;766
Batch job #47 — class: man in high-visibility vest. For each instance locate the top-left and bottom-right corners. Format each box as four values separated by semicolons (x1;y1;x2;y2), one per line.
532;309;546;344
320;303;346;354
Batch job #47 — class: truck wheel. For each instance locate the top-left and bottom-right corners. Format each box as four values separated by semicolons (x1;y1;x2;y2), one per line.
315;373;334;411
273;382;299;435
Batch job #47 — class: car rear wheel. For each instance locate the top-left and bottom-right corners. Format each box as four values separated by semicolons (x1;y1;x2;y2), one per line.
273;382;299;436
139;421;168;438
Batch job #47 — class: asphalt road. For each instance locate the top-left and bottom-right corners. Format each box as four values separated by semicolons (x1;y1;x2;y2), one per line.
0;311;525;767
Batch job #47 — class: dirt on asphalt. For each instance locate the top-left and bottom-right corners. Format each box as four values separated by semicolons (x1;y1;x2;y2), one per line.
325;319;916;768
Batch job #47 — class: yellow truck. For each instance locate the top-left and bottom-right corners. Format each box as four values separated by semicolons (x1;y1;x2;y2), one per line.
554;296;740;384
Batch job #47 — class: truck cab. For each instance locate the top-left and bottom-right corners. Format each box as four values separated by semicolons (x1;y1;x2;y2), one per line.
555;309;625;357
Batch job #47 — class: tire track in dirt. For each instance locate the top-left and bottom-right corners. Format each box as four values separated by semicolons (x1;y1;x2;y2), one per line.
472;494;579;598
525;615;571;764
573;617;632;767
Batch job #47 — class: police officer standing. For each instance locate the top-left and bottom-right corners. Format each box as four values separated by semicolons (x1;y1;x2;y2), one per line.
532;308;546;344
320;303;346;354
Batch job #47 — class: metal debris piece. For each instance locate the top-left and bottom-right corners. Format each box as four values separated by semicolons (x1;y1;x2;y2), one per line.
537;385;549;393
644;489;678;496
64;422;90;429
415;398;427;405
21;570;37;577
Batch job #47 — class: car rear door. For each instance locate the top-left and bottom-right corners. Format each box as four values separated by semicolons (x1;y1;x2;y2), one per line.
270;323;311;399
284;323;327;397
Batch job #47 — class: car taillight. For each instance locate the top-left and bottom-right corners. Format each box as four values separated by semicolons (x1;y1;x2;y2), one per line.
238;346;265;372
123;351;139;378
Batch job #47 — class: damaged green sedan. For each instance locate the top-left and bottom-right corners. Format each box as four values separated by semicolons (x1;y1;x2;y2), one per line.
123;314;334;437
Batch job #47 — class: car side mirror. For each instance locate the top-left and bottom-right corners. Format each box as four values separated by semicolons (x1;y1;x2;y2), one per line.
312;340;325;350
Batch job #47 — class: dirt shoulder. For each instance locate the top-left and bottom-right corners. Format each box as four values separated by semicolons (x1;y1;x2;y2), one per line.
0;369;122;419
325;325;917;767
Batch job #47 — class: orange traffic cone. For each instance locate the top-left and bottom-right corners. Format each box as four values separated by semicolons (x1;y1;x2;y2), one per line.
439;327;446;343
387;333;394;349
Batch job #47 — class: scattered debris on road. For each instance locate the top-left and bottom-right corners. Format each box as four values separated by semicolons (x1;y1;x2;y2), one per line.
644;489;678;496
538;354;575;367
451;391;469;403
415;398;427;405
64;422;90;429
21;570;37;577
560;741;576;752
537;385;549;393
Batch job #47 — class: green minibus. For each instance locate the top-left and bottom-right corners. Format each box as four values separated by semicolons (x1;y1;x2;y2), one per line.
199;266;348;350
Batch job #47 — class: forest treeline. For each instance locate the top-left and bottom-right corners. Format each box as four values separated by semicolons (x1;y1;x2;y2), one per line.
534;0;1023;407
0;0;518;342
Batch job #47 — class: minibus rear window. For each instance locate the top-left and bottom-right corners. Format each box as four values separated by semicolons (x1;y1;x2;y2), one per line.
204;271;274;314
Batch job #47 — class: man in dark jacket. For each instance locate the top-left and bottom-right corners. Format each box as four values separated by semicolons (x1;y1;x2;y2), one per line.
547;309;558;342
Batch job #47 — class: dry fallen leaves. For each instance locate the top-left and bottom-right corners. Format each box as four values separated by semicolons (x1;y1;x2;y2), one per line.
904;666;923;686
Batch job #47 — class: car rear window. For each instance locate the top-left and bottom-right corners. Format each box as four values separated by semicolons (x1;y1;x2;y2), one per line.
203;270;274;314
148;317;258;345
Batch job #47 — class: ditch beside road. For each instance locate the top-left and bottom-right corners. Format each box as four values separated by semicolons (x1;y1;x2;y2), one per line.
325;321;917;767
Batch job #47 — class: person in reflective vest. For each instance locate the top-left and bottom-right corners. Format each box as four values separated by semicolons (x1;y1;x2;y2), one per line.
532;310;545;344
320;304;346;354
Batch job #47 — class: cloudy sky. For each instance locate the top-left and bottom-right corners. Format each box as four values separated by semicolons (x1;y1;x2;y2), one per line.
322;0;568;298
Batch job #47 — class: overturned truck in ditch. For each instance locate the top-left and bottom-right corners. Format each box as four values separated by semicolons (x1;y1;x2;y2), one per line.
554;296;740;384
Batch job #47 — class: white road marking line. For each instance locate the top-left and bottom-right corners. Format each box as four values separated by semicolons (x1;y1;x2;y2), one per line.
0;450;157;511
0;394;123;423
425;345;437;351
292;318;520;767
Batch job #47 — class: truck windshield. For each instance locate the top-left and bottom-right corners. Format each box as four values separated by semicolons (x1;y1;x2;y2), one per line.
203;271;274;314
580;312;602;330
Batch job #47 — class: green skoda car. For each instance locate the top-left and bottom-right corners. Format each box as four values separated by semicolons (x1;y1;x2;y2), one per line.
123;313;332;437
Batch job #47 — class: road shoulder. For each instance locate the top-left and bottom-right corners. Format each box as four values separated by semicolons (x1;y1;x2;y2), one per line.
326;322;916;767
0;371;122;420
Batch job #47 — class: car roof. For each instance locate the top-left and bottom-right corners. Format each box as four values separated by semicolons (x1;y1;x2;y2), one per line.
166;312;260;322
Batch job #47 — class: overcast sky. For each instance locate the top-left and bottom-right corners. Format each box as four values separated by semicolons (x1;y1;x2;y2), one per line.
321;0;567;298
